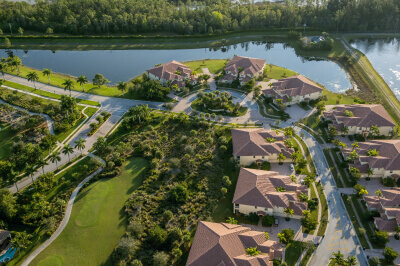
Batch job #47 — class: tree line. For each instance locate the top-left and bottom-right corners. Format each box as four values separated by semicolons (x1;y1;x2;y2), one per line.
0;0;399;36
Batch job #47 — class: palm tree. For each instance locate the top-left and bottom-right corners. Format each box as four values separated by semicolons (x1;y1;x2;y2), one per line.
277;233;286;243
370;125;380;138
49;151;61;169
290;152;299;164
37;157;48;175
62;144;74;162
302;210;311;218
341;126;349;135
0;62;6;80
10;232;32;250
42;68;52;84
77;75;88;92
56;198;66;215
12;56;21;74
330;251;345;265
117;81;127;97
62;79;74;96
277;153;286;164
284;207;294;218
27;71;39;90
225;217;238;224
25;164;36;183
351;142;359;151
346;255;357;266
74;137;86;156
8;168;20;192
367;168;374;178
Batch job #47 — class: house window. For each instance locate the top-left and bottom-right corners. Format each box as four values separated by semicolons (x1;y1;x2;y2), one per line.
359;127;362;130
390;170;393;174
235;204;239;208
262;156;265;159
255;206;257;209
237;156;240;160
265;208;268;211
253;156;256;158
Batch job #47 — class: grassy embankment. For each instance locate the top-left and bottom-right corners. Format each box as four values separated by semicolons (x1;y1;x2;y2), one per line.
31;157;148;266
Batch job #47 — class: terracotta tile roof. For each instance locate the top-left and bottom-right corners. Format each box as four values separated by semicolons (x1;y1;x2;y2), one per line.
344;140;400;172
374;217;398;232
0;230;10;244
322;104;395;128
225;56;266;77
223;74;237;81
232;168;308;212
385;208;400;218
187;221;281;266
231;128;294;157
364;196;384;212
268;75;322;97
147;60;193;84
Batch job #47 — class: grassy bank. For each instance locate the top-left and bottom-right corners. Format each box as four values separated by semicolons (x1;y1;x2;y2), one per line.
31;157;148;266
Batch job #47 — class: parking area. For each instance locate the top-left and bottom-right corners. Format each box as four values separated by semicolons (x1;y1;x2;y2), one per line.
242;217;302;242
358;178;388;195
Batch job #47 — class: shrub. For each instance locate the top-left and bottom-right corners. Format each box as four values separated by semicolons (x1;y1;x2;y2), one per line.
152;251;169;266
222;176;232;187
127;221;144;238
374;230;389;246
383;177;395;187
383;247;399;263
261;161;271;171
247;212;259;224
148;226;167;247
168;184;189;203
262;215;274;227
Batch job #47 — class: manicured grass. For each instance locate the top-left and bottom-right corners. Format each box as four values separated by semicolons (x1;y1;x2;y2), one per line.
184;59;228;74
330;151;352;187
299;246;315;266
321;87;356;105
294;135;316;174
3;80;100;106
0;123;15;161
56;113;86;143
323;149;344;188
285;241;306;266
32;157;148;266
310;185;318;221
316;183;328;237
84;107;98;118
301;112;330;143
263;64;298;80
340;195;370;249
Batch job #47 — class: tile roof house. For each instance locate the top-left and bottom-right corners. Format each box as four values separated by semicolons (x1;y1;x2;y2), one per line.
186;221;282;266
342;140;400;178
232;128;294;166
363;188;400;234
233;168;308;218
146;60;198;88
0;229;12;260
221;56;266;86
322;104;396;137
262;75;323;106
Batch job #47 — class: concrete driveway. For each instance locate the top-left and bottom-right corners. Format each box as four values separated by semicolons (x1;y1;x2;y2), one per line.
358;178;390;195
286;104;315;123
270;163;294;176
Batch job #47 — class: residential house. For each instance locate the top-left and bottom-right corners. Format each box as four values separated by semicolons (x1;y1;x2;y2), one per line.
364;188;400;234
232;168;308;219
322;104;396;137
221;56;266;86
186;221;282;266
232;128;294;166
146;60;197;88
301;36;325;46
342;139;400;178
262;75;323;106
0;230;12;263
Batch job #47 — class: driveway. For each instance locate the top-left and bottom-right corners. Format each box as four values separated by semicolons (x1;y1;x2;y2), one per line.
285;104;315;123
270;163;294;176
358;178;389;195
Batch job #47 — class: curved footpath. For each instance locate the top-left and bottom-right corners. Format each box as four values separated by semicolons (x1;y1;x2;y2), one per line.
21;154;105;266
3;73;368;265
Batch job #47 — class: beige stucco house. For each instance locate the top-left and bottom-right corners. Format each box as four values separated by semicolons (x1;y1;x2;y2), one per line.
146;60;197;88
221;56;266;85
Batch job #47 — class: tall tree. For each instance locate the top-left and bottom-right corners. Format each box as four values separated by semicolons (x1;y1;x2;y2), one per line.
49;151;61;169
62;79;74;96
117;81;127;97
74;137;86;155
27;71;39;90
77;75;88;92
62;144;74;162
42;69;52;84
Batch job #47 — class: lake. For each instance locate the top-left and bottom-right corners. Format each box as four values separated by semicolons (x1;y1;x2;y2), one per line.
350;38;400;99
1;42;352;92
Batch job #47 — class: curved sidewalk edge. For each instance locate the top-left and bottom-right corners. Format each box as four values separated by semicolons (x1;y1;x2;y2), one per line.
21;164;104;266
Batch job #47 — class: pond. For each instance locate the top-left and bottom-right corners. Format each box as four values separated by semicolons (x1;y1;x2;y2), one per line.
1;42;352;92
350;37;400;99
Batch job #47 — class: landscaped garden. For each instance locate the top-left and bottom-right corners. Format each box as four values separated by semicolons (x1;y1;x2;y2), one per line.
31;157;148;266
191;90;247;117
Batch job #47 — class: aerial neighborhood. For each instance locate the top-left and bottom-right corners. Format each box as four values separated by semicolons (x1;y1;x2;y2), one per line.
1;4;400;264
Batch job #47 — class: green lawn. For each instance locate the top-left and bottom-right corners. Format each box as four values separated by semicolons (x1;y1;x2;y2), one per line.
323;149;344;188
301;112;330;143
31;157;148;266
330;151;352;187
84;107;98;118
0;123;15;161
3;80;100;106
316;183;328;237
263;64;298;80
184;59;228;74
285;241;306;266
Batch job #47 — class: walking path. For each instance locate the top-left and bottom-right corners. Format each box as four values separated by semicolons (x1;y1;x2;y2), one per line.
21;154;105;266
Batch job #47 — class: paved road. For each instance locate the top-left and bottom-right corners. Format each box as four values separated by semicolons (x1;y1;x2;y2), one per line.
4;73;164;193
294;126;368;266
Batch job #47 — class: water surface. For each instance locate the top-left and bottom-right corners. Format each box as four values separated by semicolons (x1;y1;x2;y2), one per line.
1;42;352;92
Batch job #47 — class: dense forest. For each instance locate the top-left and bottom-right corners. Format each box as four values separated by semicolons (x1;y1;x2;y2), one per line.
0;0;399;35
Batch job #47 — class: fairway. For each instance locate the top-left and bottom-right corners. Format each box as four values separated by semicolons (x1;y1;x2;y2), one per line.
31;157;148;266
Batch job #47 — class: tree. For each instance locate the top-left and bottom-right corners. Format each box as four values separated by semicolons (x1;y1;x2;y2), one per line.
77;75;88;92
46;27;54;35
42;68;52;84
346;255;358;266
62;144;74;162
93;136;107;154
278;228;294;244
290;152;299;163
168;184;189;203
163;210;173;223
226;217;238;224
0;189;17;220
18;27;24;35
62;79;74;96
117;81;128;97
284;207;294;219
4;37;11;48
330;251;345;265
302;210;311;218
374;230;389;246
277;153;286;164
153;251;169;266
367;168;374;178
49;151;61;169
264;232;269;240
27;71;39;90
93;73;109;87
351;142;359;151
328;125;338;137
383;247;399;263
336;94;343;104
375;190;383;198
370;125;380;138
37;157;48;175
341;126;349;135
11;232;31;251
0;62;6;80
11;56;21;74
245;247;261;256
74;137;86;155
148;226;167;247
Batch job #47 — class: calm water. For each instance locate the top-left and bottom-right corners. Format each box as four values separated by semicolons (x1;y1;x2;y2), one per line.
1;42;352;92
350;38;400;99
